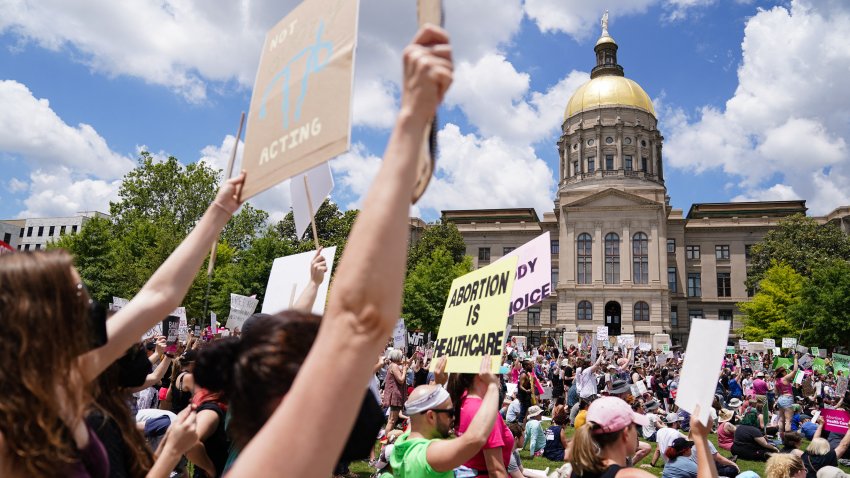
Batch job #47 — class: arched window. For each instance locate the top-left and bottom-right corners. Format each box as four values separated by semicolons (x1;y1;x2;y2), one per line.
577;233;592;284
605;233;620;284
578;301;593;320
633;232;649;284
634;301;650;321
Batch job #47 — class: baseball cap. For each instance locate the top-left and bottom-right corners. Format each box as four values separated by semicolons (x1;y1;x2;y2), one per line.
586;396;649;433
671;437;695;452
665;412;683;424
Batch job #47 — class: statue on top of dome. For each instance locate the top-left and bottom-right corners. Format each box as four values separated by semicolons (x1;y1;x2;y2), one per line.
601;10;609;36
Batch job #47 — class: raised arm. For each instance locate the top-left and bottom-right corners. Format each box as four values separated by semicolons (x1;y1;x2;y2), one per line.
813;417;825;440
292;248;328;312
782;355;799;383
587;354;605;374
227;25;453;478
690;406;720;478
81;173;246;382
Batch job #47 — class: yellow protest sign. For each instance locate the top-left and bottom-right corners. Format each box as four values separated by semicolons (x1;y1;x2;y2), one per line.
240;0;360;200
434;257;518;373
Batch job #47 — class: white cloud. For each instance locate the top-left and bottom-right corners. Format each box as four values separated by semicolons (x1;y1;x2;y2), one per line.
329;144;382;210
17;167;122;218
664;0;850;214
6;178;28;193
0;80;134;179
446;54;589;145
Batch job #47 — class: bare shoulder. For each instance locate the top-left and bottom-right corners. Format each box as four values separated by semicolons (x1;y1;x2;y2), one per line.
616;467;657;478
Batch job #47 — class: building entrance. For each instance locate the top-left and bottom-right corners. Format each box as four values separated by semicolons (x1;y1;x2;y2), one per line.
604;301;622;336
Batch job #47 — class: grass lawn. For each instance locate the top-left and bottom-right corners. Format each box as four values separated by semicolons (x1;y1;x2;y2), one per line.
346;423;850;477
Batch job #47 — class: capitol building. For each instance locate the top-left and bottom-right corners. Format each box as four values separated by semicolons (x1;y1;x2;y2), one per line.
440;21;850;347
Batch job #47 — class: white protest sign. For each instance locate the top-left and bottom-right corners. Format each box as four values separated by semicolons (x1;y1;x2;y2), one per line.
782;337;797;349
799;354;814;370
291;161;334;238
393;318;407;349
112;297;129;309
774;347;781;355
240;0;360;199
591;338;598;363
811;410;821;425
211;312;218;334
639;343;651;352
506;382;518;398
172;307;188;342
763;338;776;348
796;344;808;354
500;232;552;315
226;294;259;331
635;379;648;395
739;340;749;350
261;246;336;315
512;336;527;352
676;318;731;425
597;326;609;341
618;334;635;349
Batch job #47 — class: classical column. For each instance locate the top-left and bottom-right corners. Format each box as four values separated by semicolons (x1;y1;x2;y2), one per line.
564;221;575;285
622;221;632;284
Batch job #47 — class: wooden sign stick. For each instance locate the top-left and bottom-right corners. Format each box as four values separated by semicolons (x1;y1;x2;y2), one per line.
303;175;321;250
208;112;246;276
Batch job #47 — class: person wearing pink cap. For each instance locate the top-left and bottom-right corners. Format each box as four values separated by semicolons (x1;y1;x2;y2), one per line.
569;397;719;478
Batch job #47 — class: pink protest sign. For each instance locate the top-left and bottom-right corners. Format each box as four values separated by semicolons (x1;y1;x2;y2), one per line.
500;232;552;315
822;409;850;434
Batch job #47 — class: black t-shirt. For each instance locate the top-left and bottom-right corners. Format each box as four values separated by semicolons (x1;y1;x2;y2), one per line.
564;366;574;387
194;402;231;478
413;367;429;387
733;425;765;453
86;409;131;478
802;450;837;478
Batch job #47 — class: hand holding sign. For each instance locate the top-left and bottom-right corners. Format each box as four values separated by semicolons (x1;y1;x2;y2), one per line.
309;248;328;284
402;26;453;132
214;172;247;214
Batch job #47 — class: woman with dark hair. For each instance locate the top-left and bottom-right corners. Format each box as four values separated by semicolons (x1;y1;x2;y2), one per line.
731;407;779;461
543;411;569;461
448;370;515;477
775;355;799;439
0;173;245;477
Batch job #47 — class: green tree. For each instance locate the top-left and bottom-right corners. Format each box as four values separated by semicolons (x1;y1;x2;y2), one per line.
746;214;850;290
738;262;804;340
407;220;466;270
50;216;116;304
402;247;472;333
791;259;850;349
275;199;358;268
221;203;269;251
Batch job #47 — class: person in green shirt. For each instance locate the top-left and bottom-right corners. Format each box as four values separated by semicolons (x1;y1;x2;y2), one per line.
390;356;501;478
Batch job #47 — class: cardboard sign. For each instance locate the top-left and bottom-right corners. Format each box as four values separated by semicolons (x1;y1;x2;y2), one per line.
500;232;552;315
763;338;775;348
240;0;360;199
822;409;850;434
782;337;797;349
226;294;259;331
739;340;748;350
676;319;731;425
597;326;609;341
173;307;188;342
834;353;850;373
434;257;517;373
393;318;407;349
261;246;337;315
793;370;805;385
291;161;334;237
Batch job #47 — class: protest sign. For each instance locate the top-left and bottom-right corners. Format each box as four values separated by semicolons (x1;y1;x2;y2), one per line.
512;336;527;352
811;347;819;356
763;338;775;348
738;340;748;350
618;334;635;349
837;376;849;397
818;349;827;358
811;410;820;425
822;409;850;435
112;297;129;309
652;334;671;351
774;347;781;355
662;344;671;354
291;161;334;242
796;344;808;354
261;246;337;315
676;319;730;425
393;319;406;349
500;232;552;315
782;337;797;349
240;0;360;199
173;307;188;342
749;356;763;372
793;370;805;385
194;325;201;335
799;354;814;371
226;294;259;331
812;358;827;373
506;382;518;398
591;338;598;363
726;346;735;355
163;315;180;354
639;343;651;352
596;326;609;341
434;257;517;373
407;331;430;347
834;353;850;373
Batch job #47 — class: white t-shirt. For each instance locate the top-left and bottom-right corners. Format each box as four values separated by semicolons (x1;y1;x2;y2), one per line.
578;367;598;398
656;427;687;463
642;413;659;439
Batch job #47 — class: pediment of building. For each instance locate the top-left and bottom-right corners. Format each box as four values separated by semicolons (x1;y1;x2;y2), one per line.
562;188;662;209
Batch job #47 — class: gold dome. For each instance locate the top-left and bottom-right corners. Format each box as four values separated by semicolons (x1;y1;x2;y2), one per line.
565;75;655;119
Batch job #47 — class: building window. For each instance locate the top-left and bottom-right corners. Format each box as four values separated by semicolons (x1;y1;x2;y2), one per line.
605;233;620;284
37;226;44;236
577;301;592;320
668;267;677;293
670;306;678;326
625;155;633;171
551;269;559;289
686;245;700;260
605;155;614;170
550;303;558;324
587;157;595;173
634;301;649;321
744;244;753;262
503;247;515;255
24;244;30;251
35;244;41;250
17;245;21;250
577;233;592;284
507;315;514;325
573;160;579;176
3;233;10;244
551;240;559;254
688;310;704;322
19;228;24;238
667;238;676;253
687;273;702;297
60;225;66;235
478;247;490;262
72;225;78;234
27;227;33;237
719;309;733;321
632;232;649;284
49;225;55;236
527;307;541;326
717;272;731;297
641;157;648;172
715;245;730;260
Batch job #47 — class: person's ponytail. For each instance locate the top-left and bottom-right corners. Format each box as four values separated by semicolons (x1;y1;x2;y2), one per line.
570;424;604;475
664;447;679;462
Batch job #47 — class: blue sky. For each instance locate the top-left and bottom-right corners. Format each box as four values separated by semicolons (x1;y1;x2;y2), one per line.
1;0;848;222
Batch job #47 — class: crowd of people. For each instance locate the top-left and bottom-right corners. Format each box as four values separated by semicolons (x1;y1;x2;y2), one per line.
0;22;848;478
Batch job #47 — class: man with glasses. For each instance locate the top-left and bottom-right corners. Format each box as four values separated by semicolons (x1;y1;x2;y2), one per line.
390;356;502;477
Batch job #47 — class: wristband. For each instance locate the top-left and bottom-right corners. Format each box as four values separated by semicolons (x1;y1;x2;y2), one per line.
212;200;232;214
